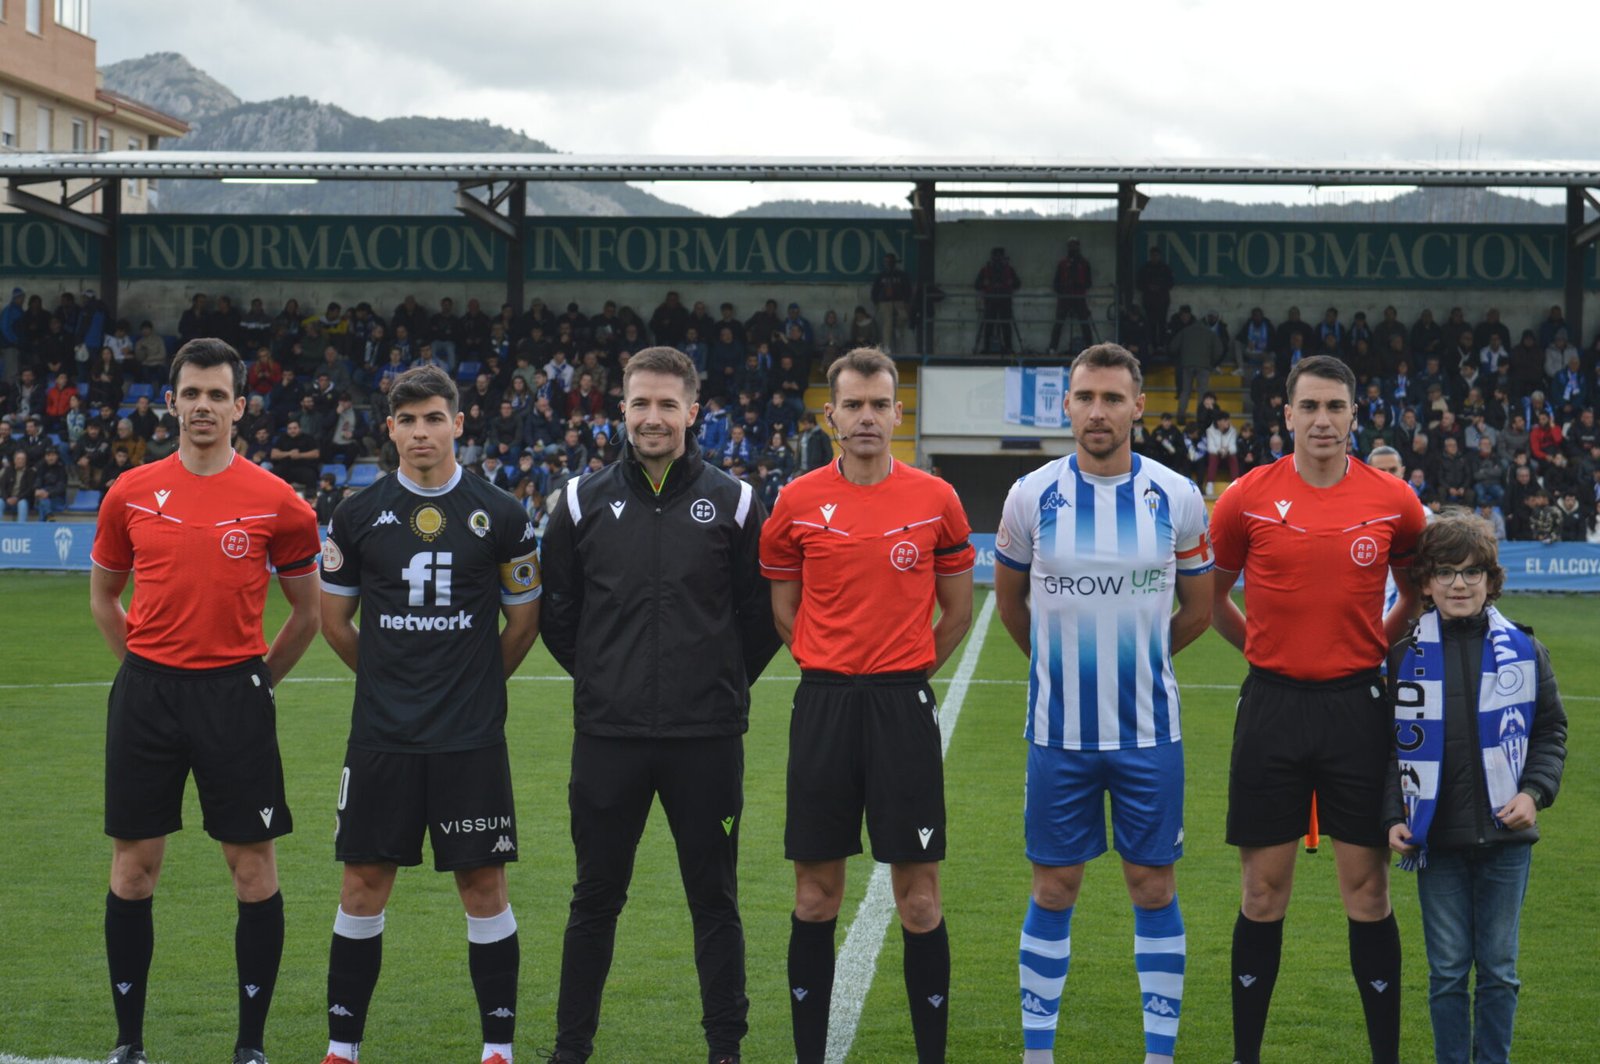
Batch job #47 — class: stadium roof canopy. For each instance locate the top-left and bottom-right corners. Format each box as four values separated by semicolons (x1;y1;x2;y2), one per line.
5;151;1600;186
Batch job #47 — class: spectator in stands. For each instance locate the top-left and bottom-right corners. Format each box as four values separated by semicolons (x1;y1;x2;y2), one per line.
73;420;111;490
680;326;708;389
1136;246;1175;346
745;299;783;349
239;298;273;353
86;348;121;410
1145;411;1183;471
1553;349;1585;412
1529;412;1563;464
793;412;831;477
0;286;23;375
1236;307;1274;389
123;395;157;441
269;419;321;491
273;298;304;343
207;295;241;352
1406;432;1438;486
411;342;448;378
974;246;1021;355
32;445;66;518
144;421;178;463
101;445;135;491
1048;238;1093;356
110;419;146;468
1436;437;1473;506
850;306;880;350
762;392;797;442
1168;306;1221;421
1316;306;1344;352
719;423;754;472
486;400;525;465
1475;308;1512;352
134;321;169;386
177;293;208;346
1478;501;1509;540
783;303;814;346
44;372;75;432
1470;437;1507;508
1555;490;1586;541
64;393;86;445
1236;420;1266;474
1203;410;1240;496
1480;333;1512;382
1358;407;1397;457
732;353;768;405
872;253;913;355
326;395;363;466
648;291;689;347
1;450;37;522
1508;331;1546;399
478;452;512;491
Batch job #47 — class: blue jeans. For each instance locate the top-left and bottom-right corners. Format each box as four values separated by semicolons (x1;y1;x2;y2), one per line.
1416;844;1532;1064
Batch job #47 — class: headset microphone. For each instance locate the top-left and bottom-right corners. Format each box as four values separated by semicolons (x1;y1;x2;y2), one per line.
826;413;856;441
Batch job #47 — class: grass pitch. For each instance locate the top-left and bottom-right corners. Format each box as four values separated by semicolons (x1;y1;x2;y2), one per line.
0;572;1594;1062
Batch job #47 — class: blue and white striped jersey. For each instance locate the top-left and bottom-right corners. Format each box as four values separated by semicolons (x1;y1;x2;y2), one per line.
996;454;1212;751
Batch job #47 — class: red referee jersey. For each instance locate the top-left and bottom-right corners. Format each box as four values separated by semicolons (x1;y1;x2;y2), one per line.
92;452;322;669
1210;456;1425;680
760;459;975;675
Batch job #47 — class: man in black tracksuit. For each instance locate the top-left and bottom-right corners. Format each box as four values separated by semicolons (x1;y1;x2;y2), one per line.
539;347;781;1064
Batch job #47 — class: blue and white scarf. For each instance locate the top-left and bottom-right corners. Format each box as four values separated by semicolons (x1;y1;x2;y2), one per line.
1393;605;1537;871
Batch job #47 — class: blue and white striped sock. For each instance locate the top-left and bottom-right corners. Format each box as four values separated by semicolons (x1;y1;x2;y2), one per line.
1019;900;1071;1051
1134;897;1186;1059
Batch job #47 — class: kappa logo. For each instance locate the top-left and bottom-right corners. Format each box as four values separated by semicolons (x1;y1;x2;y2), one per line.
116;982;132;996
820;502;837;523
1238;974;1257;987
1021;992;1048;1015
1274;498;1292;519
245;984;261;999
486;1007;515;1018
917;827;934;849
519;520;535;542
1174;828;1184;847
927;994;945;1008
154;489;171;508
259;807;274;828
1040;488;1070;512
490;835;516;854
373;510;400;526
329;1004;355;1017
610;500;626;519
1145;995;1178;1017
1369;980;1389;993
792;987;809;1002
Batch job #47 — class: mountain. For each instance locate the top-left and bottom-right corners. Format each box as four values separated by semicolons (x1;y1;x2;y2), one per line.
99;53;697;217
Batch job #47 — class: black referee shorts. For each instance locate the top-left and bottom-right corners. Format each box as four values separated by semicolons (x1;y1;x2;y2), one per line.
785;671;945;864
1226;666;1391;849
105;651;290;844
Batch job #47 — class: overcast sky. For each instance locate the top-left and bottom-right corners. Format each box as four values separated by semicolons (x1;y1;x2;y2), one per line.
94;0;1586;216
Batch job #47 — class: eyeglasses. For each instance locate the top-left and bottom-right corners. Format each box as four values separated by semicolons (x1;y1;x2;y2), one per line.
1432;566;1486;586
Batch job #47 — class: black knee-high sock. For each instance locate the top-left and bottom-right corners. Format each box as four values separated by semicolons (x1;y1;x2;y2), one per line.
469;933;520;1046
235;891;284;1052
105;891;154;1050
1349;914;1401;1064
788;914;836;1064
902;919;950;1064
1231;912;1284;1064
327;927;382;1045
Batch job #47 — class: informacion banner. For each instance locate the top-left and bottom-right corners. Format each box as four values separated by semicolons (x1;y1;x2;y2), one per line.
1003;366;1069;428
1142;222;1600;291
0;215;915;283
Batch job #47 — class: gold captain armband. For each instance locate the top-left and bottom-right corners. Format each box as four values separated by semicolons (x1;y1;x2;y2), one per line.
500;551;542;595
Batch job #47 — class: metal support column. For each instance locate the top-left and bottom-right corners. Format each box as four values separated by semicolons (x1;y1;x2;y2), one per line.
910;179;936;354
1115;183;1148;332
1565;186;1595;347
505;181;526;314
100;180;121;323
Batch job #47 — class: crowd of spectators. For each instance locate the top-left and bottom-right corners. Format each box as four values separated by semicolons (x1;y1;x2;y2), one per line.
1136;301;1600;544
0;285;865;526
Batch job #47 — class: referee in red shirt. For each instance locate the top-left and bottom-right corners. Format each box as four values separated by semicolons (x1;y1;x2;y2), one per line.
1209;355;1426;1064
760;347;975;1064
90;339;323;1064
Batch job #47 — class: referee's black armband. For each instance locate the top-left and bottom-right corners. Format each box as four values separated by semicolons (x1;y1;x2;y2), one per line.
275;553;321;574
933;541;970;556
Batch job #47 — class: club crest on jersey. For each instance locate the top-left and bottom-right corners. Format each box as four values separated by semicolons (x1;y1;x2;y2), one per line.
220;528;250;559
411;504;446;542
469;509;491;537
1350;535;1378;567
890;540;920;571
321;537;344;572
1143;486;1161;516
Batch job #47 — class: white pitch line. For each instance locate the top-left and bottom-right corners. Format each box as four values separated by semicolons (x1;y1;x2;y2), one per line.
825;591;996;1064
0;1055;111;1064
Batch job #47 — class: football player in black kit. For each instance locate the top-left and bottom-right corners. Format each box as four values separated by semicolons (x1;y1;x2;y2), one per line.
539;346;780;1064
316;365;541;1064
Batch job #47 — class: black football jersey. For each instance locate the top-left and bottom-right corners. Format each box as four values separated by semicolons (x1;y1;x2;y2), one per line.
321;466;540;752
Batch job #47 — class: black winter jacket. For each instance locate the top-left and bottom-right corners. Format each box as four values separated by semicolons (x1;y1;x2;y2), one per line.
1383;611;1567;849
539;436;782;738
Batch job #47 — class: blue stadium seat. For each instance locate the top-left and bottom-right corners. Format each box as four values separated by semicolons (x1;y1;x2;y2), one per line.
456;360;481;383
63;489;101;514
321;462;349;487
347;463;380;489
77;382;90;398
163;335;180;355
125;383;154;402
